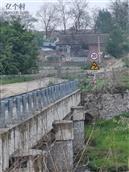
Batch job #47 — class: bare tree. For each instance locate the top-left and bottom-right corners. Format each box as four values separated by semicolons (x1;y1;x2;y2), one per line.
69;0;90;32
57;0;69;33
19;11;37;30
91;8;99;32
37;3;59;39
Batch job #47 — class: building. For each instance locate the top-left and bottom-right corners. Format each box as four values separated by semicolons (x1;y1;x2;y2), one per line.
56;33;109;62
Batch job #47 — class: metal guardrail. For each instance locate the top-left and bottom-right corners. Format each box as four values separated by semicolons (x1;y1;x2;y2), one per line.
0;80;79;128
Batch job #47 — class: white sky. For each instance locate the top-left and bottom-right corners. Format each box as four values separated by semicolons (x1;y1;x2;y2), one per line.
1;0;110;15
0;0;112;30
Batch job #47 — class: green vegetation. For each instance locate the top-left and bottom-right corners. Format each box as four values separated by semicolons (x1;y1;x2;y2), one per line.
47;81;55;87
80;78;109;93
95;9;113;33
0;75;35;85
95;0;129;58
123;56;129;68
33;31;44;47
0;18;38;75
81;63;91;70
106;26;129;58
81;71;129;93
61;74;79;81
84;113;129;171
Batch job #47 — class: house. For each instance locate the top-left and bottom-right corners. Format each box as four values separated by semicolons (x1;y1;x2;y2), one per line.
43;41;56;49
56;33;109;62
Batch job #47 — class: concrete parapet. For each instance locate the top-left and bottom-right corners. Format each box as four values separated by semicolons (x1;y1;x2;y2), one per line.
0;80;79;128
71;106;85;154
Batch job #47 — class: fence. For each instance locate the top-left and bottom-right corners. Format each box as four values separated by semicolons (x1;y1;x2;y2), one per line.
0;80;79;128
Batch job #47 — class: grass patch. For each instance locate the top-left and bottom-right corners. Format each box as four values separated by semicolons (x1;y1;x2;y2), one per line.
80;70;129;93
83;113;129;171
80;77;109;93
0;75;35;85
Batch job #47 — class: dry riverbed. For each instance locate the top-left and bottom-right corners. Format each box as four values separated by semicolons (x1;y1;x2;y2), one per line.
0;77;65;99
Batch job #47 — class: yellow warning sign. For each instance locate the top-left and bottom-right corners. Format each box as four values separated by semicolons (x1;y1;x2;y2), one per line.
90;62;100;70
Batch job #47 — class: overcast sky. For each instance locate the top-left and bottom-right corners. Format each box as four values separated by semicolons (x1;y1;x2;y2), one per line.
1;0;110;15
0;0;112;30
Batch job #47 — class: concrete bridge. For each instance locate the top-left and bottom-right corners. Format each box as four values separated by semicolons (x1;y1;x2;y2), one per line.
0;80;84;172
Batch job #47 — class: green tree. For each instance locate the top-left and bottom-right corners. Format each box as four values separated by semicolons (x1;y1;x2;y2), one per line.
95;9;113;33
106;0;129;58
33;31;44;47
106;25;129;58
110;0;128;32
0;18;38;74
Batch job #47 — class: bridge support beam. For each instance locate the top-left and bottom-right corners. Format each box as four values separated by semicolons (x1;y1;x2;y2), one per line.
48;120;73;172
71;106;85;154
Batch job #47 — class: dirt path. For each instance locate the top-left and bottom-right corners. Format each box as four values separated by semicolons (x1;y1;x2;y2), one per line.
0;77;65;99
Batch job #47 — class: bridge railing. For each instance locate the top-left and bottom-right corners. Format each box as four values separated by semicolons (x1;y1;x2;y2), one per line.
0;80;79;127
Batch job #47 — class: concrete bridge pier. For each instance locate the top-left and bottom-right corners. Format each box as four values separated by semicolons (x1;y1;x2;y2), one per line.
48;120;73;172
71;106;85;154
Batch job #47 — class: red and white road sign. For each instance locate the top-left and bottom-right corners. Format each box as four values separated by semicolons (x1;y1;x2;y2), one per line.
90;52;98;60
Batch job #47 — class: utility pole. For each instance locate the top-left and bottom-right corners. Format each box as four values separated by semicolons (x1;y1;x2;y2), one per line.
98;35;101;64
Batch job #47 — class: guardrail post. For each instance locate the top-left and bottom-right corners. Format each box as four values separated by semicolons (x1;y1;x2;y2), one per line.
28;93;33;114
8;99;13;124
58;84;61;98
0;101;6;127
32;91;38;112
70;81;73;92
16;96;22;121
48;87;53;103
51;86;55;101
55;85;59;100
61;83;64;96
22;95;28;119
67;82;70;94
40;89;44;107
62;83;66;96
44;88;49;106
37;90;42;110
41;89;47;107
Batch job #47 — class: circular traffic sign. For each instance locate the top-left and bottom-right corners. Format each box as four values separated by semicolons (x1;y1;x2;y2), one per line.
90;52;98;60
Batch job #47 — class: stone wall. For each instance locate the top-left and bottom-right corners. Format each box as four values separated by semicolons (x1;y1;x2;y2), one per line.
82;91;129;119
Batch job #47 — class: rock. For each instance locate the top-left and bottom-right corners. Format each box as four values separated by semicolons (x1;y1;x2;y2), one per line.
83;92;129;119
